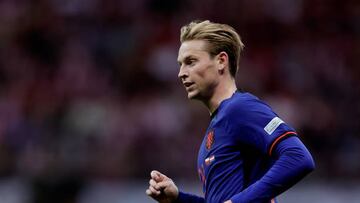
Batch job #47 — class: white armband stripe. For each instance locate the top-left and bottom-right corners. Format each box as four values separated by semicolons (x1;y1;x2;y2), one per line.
264;117;284;135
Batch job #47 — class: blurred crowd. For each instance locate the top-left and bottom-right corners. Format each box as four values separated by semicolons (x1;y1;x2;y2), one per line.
0;0;359;202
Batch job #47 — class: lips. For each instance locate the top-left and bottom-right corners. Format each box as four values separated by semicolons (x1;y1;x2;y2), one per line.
183;82;195;88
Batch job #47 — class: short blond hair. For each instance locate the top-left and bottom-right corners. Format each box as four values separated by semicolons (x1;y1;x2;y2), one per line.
180;20;245;77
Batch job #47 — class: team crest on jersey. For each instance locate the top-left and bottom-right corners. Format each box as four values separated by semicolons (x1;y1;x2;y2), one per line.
206;130;215;150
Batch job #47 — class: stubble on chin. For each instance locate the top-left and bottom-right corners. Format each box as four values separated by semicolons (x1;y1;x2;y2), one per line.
186;89;198;100
187;89;206;101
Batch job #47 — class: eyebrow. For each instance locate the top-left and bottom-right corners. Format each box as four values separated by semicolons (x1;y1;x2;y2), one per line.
177;55;195;65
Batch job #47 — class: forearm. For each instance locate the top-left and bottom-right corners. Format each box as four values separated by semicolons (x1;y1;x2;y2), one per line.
175;191;205;203
231;136;315;203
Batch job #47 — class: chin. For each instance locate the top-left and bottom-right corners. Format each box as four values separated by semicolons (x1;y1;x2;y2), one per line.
187;91;201;100
187;91;196;99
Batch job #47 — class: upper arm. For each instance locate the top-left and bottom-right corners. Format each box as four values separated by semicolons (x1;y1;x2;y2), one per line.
227;99;298;155
273;136;315;169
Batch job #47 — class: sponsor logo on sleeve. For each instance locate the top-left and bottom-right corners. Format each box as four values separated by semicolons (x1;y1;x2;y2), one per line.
264;117;284;135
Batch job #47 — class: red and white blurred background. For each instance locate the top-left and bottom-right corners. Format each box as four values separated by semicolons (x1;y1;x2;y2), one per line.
0;0;359;202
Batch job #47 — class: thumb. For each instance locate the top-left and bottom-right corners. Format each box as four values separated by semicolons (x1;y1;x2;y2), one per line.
151;170;168;182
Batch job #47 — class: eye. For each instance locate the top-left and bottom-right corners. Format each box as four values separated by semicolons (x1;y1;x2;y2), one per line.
185;58;197;66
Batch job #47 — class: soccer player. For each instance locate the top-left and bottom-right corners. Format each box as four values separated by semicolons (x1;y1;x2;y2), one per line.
146;20;315;203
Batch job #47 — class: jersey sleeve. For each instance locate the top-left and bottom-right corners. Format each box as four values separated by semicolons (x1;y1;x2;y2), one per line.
226;98;297;156
175;191;204;203
230;136;315;203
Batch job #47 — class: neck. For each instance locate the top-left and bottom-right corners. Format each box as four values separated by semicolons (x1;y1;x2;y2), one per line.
204;77;237;115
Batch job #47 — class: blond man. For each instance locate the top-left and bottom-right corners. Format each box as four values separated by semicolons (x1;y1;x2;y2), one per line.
147;20;315;203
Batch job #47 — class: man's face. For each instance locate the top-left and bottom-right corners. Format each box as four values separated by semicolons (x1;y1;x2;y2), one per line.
177;40;220;101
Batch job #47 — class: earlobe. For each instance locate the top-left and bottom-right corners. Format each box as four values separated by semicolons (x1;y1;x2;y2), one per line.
218;63;225;74
218;67;224;74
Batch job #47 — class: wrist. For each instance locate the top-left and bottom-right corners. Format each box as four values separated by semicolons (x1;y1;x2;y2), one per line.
173;191;183;203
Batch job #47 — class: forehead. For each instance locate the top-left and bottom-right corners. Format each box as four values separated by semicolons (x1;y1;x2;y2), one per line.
177;40;209;62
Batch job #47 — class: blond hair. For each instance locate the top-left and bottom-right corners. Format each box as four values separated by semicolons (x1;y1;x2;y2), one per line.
180;20;245;77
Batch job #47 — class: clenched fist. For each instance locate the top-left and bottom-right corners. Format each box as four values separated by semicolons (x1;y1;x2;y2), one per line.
146;170;179;203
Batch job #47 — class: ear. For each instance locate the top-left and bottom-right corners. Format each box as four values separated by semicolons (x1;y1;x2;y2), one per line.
217;51;229;74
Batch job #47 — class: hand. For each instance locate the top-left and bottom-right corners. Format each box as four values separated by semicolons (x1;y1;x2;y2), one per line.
224;200;232;203
146;170;179;203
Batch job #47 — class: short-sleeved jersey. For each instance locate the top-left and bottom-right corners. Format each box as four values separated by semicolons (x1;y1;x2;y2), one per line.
197;91;297;203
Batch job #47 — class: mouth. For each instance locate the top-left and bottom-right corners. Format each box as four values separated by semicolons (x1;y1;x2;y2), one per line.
183;82;195;88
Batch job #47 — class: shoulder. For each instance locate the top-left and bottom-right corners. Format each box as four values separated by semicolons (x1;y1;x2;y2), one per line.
222;92;273;120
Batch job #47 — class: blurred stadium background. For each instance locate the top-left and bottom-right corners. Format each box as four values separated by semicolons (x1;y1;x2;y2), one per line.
0;0;359;202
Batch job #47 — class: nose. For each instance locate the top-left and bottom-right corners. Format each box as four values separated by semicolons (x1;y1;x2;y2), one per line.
178;65;188;80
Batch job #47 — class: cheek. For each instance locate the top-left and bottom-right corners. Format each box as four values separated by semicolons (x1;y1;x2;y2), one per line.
193;64;213;79
198;66;217;82
191;70;207;85
192;71;217;91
